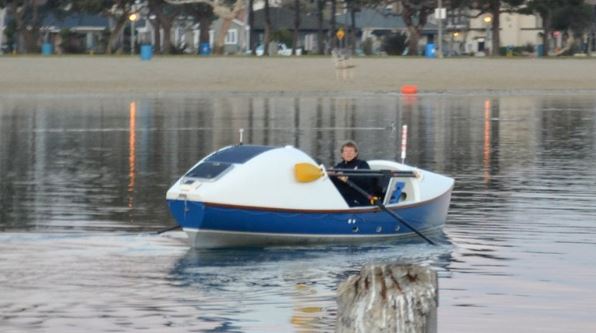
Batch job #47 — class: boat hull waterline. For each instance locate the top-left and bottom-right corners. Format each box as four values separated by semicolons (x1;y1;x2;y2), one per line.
167;189;451;248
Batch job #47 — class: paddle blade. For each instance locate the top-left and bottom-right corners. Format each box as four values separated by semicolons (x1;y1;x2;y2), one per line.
294;163;324;183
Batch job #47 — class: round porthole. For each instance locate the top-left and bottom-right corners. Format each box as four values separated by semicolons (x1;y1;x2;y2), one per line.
352;226;359;233
395;225;401;232
376;226;382;233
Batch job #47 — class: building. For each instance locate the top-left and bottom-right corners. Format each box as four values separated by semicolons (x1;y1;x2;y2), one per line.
462;11;542;55
251;7;329;54
0;8;7;54
41;13;110;54
336;8;438;55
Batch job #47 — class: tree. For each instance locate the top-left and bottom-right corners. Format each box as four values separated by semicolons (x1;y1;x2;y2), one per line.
292;0;300;55
330;0;337;50
455;0;524;56
165;0;245;55
59;0;135;54
394;0;436;56
263;0;270;55
316;0;324;54
185;3;215;53
248;0;255;54
521;0;588;56
105;0;136;54
346;0;359;52
147;0;181;54
354;0;437;55
3;0;56;53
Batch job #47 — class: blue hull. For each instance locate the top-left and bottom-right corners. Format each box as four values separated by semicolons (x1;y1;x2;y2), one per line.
167;189;452;248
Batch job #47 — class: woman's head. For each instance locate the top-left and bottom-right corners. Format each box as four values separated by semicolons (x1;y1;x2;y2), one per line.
340;141;359;162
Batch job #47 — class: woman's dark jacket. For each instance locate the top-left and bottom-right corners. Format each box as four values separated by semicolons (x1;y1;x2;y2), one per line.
333;158;377;206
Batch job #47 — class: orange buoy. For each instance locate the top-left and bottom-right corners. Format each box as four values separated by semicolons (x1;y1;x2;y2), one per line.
400;85;418;95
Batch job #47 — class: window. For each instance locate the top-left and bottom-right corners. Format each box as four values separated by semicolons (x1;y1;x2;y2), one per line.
225;29;238;45
206;145;274;164
185;162;232;180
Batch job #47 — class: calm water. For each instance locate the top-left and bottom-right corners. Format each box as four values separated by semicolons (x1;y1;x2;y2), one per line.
1;93;595;332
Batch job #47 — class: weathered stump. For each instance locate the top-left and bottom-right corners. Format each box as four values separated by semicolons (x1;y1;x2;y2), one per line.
336;264;438;333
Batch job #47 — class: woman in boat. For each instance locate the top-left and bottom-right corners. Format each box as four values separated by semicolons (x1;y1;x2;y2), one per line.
333;141;377;206
335;141;370;172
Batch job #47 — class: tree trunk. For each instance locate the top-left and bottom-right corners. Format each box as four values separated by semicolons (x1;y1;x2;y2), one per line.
26;2;41;52
147;0;160;53
401;4;420;56
264;0;271;56
406;26;420;55
490;6;500;56
316;0;324;54
292;0;300;55
542;12;551;56
10;1;41;53
162;19;174;54
331;0;337;50
199;16;212;45
214;18;233;54
107;15;129;54
248;0;255;55
349;4;356;52
152;20;162;54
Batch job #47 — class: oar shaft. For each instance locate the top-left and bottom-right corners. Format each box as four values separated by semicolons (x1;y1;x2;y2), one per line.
342;179;435;246
377;205;436;245
327;169;417;178
156;225;182;235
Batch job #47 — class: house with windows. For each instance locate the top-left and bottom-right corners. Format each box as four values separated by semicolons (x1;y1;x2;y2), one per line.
459;10;542;55
335;8;438;55
251;7;330;54
170;15;247;54
41;13;110;54
210;18;248;54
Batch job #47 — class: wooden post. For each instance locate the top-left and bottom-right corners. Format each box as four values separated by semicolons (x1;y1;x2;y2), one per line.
336;264;438;333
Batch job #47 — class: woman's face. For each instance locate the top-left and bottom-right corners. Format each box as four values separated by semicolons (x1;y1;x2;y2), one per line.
341;146;358;162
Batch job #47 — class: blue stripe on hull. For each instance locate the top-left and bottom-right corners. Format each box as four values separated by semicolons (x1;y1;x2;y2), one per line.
167;190;451;239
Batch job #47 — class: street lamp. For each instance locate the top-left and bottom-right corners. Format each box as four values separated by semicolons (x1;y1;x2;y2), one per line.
129;12;139;55
483;15;492;55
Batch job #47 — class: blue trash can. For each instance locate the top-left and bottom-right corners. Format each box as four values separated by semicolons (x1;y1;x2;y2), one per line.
536;44;544;57
41;42;53;56
425;43;436;58
140;44;153;61
199;42;211;55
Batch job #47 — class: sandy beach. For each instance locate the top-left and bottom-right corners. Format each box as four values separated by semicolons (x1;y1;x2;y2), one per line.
1;56;596;94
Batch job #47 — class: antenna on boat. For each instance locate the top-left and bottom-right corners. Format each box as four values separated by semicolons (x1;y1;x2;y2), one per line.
239;128;244;145
400;125;408;164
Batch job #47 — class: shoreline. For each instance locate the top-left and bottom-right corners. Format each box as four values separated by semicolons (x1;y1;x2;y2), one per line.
2;56;596;94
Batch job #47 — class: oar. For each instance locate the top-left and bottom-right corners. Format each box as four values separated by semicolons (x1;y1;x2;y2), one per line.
327;169;417;178
294;163;417;183
155;225;182;235
294;163;435;245
342;179;436;245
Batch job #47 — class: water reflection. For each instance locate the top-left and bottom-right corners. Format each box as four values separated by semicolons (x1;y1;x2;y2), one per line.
128;101;136;209
169;241;451;332
1;93;596;332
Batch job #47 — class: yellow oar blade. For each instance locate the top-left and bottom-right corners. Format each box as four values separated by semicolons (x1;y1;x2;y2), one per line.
294;163;324;183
